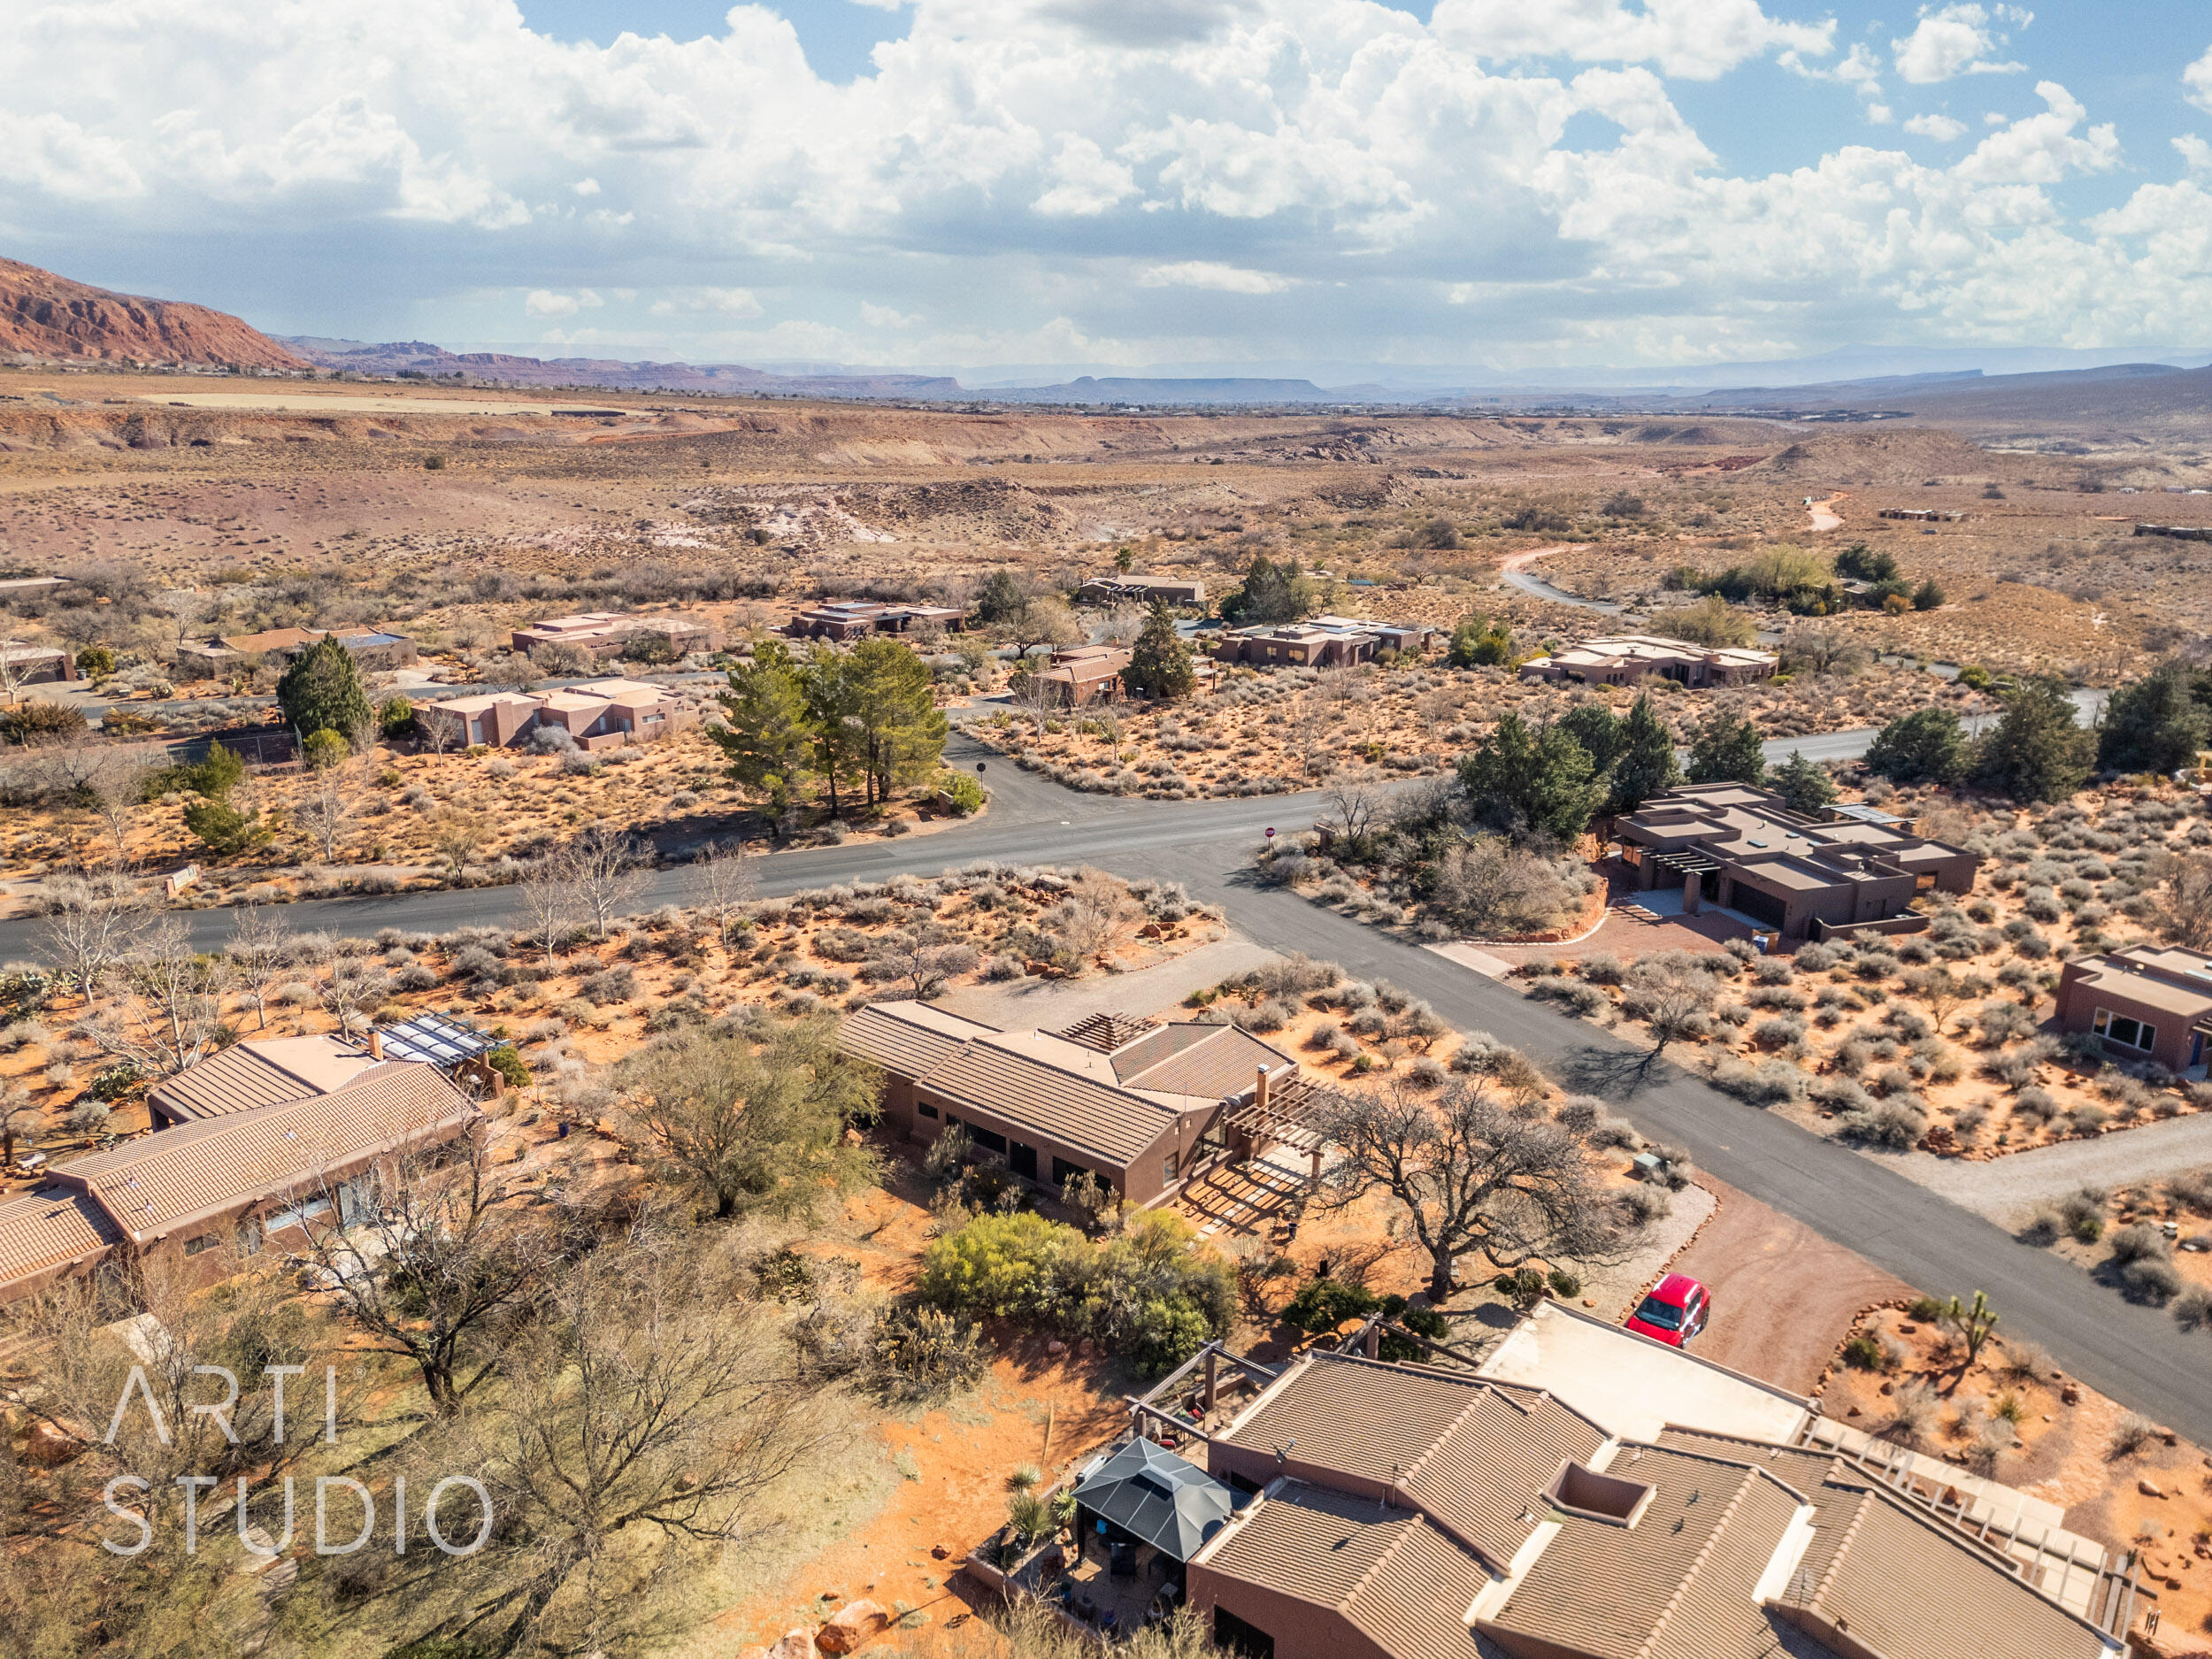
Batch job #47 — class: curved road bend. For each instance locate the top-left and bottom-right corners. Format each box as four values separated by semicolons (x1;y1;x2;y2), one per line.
9;733;2204;1441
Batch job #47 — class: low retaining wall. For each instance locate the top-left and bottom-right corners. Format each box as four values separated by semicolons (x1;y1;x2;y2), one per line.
1809;913;1929;942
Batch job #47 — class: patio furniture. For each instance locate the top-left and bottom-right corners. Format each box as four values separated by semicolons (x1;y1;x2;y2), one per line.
1110;1540;1139;1578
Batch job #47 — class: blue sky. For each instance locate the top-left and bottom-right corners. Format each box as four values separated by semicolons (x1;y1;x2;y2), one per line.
4;1;2210;380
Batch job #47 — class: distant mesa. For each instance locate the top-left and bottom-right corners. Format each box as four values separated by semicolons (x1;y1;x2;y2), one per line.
277;336;961;399
982;375;1335;404
0;257;307;370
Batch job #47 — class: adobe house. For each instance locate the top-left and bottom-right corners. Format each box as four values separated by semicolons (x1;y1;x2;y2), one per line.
1517;633;1778;687
1210;617;1436;669
0;1061;476;1307
510;611;723;661
1077;574;1208;606
839;1002;1300;1206
2055;945;2212;1076
418;677;698;751
1614;783;1979;941
1011;643;1133;707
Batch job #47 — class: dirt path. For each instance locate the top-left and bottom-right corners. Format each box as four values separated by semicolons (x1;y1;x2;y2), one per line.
1806;491;1847;532
1666;1176;1914;1394
1886;1112;2212;1229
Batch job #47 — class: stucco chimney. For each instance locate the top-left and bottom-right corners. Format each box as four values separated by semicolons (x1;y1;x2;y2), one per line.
1255;1065;1271;1113
367;1030;383;1061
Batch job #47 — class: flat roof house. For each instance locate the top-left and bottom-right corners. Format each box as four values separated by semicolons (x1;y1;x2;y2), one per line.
1517;633;1778;687
510;611;724;661
1211;616;1437;670
1171;1304;2131;1659
1614;783;1979;940
0;639;78;686
1077;574;1208;607
2055;945;2212;1077
176;626;418;676
0;1059;476;1307
785;600;968;641
419;676;699;752
839;1002;1299;1206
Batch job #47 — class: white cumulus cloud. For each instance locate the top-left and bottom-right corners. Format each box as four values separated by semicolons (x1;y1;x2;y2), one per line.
649;287;764;317
2188;44;2212;113
525;288;603;318
1893;4;2030;85
1904;113;1968;140
1137;261;1292;293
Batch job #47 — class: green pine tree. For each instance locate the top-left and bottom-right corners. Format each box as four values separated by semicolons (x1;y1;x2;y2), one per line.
1607;694;1681;813
973;569;1027;626
1555;702;1624;773
276;637;373;743
1977;676;2093;803
1124;603;1194;701
710;640;815;811
2097;663;2209;776
1865;707;1969;785
1221;554;1316;625
1770;749;1837;813
1457;712;1604;844
1446;614;1515;668
1686;707;1766;786
841;638;948;809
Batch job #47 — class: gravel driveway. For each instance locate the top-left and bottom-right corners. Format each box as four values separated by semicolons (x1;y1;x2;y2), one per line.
1885;1114;2212;1229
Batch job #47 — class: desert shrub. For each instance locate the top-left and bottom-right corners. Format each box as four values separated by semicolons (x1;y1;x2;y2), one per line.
2058;1188;2104;1241
1841;1332;1891;1371
1711;1058;1804;1106
1841;1100;1926;1148
1751;1014;1808;1050
1282;1277;1379;1333
2176;1288;2212;1332
579;965;637;1006
1578;953;1626;986
1529;977;1608;1018
2019;1210;2062;1246
868;1303;988;1402
2120;1256;2184;1304
2109;1413;2160;1457
2108;1224;2170;1265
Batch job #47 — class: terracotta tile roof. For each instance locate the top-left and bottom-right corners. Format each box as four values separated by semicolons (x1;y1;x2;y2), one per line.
838;1001;997;1077
1793;1483;2117;1659
918;1041;1175;1164
1224;1354;1608;1571
57;1063;474;1244
1056;1012;1161;1054
1116;1024;1290;1102
0;1190;124;1296
1482;1443;1807;1659
1202;1481;1487;1659
148;1035;380;1122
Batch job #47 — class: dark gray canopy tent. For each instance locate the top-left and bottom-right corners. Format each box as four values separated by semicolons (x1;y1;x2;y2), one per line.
1071;1439;1236;1563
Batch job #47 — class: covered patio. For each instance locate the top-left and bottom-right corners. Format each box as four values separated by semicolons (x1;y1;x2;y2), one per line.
1047;1439;1239;1637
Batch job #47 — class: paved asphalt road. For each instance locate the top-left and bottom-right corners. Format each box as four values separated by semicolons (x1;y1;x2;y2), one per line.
10;722;2204;1443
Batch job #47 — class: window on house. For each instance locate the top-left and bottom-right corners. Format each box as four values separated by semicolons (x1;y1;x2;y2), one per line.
2093;1009;2156;1052
1163;1150;1179;1184
183;1233;218;1256
918;1102;939;1119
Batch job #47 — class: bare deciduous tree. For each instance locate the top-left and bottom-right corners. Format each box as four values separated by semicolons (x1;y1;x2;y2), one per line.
1324;781;1383;848
227;904;296;1032
473;1240;824;1648
0;1084;37;1168
517;856;580;963
1620;953;1724;1054
1048;868;1132;962
1313;1079;1628;1303
298;1130;557;1414
2151;852;2212;952
1430;837;1587;939
22;738;157;866
690;839;758;942
2;1248;363;1648
565;822;648;939
306;937;390;1040
295;753;360;863
432;809;489;875
871;927;979;999
35;874;146;1001
86;917;231;1078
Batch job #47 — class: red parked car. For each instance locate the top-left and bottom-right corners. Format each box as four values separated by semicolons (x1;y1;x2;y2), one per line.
1625;1273;1711;1348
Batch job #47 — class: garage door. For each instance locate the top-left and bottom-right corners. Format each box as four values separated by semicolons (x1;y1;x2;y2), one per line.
1731;882;1788;929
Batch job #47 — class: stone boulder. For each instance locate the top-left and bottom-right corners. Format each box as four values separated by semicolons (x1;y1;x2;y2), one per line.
815;1599;891;1655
